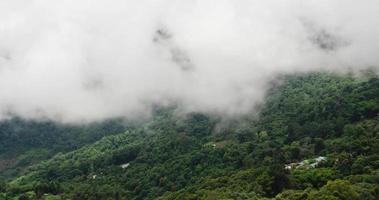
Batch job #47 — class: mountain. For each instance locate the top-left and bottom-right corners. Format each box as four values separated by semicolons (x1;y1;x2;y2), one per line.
0;118;128;180
1;72;379;200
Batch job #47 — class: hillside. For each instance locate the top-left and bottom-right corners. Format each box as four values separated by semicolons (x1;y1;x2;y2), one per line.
0;119;128;180
1;72;379;200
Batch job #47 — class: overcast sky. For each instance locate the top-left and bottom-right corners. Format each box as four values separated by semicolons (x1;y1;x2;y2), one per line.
0;0;378;123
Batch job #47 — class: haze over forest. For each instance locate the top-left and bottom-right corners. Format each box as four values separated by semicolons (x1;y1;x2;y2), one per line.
1;0;379;122
1;1;379;200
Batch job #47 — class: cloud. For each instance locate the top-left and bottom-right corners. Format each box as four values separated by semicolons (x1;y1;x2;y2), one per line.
0;0;378;122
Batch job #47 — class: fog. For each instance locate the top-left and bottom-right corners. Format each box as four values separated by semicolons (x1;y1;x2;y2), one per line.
0;0;378;123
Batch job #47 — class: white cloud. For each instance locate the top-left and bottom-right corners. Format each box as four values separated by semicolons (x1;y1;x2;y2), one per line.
0;0;378;122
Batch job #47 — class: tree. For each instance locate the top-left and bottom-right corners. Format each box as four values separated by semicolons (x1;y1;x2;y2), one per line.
0;179;5;193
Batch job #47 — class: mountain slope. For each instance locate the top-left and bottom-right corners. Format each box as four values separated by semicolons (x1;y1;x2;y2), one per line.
1;72;379;200
0;118;127;180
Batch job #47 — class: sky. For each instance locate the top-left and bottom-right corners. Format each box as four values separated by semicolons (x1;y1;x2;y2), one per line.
0;0;378;123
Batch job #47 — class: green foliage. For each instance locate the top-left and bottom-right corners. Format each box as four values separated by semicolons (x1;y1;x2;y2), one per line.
307;179;377;200
290;168;340;189
0;119;127;179
1;72;379;199
0;179;5;193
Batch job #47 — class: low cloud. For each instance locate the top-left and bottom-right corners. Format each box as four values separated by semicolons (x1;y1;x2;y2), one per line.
0;0;378;122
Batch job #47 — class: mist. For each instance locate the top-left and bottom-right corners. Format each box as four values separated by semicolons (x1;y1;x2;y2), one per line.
0;0;378;123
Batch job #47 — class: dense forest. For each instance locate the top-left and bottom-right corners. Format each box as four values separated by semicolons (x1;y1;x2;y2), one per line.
1;72;379;200
0;119;127;179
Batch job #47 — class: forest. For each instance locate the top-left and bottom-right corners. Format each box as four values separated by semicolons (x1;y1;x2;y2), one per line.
0;72;379;200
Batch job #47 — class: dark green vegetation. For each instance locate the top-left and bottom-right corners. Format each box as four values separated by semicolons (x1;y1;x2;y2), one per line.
0;118;127;180
1;72;379;199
